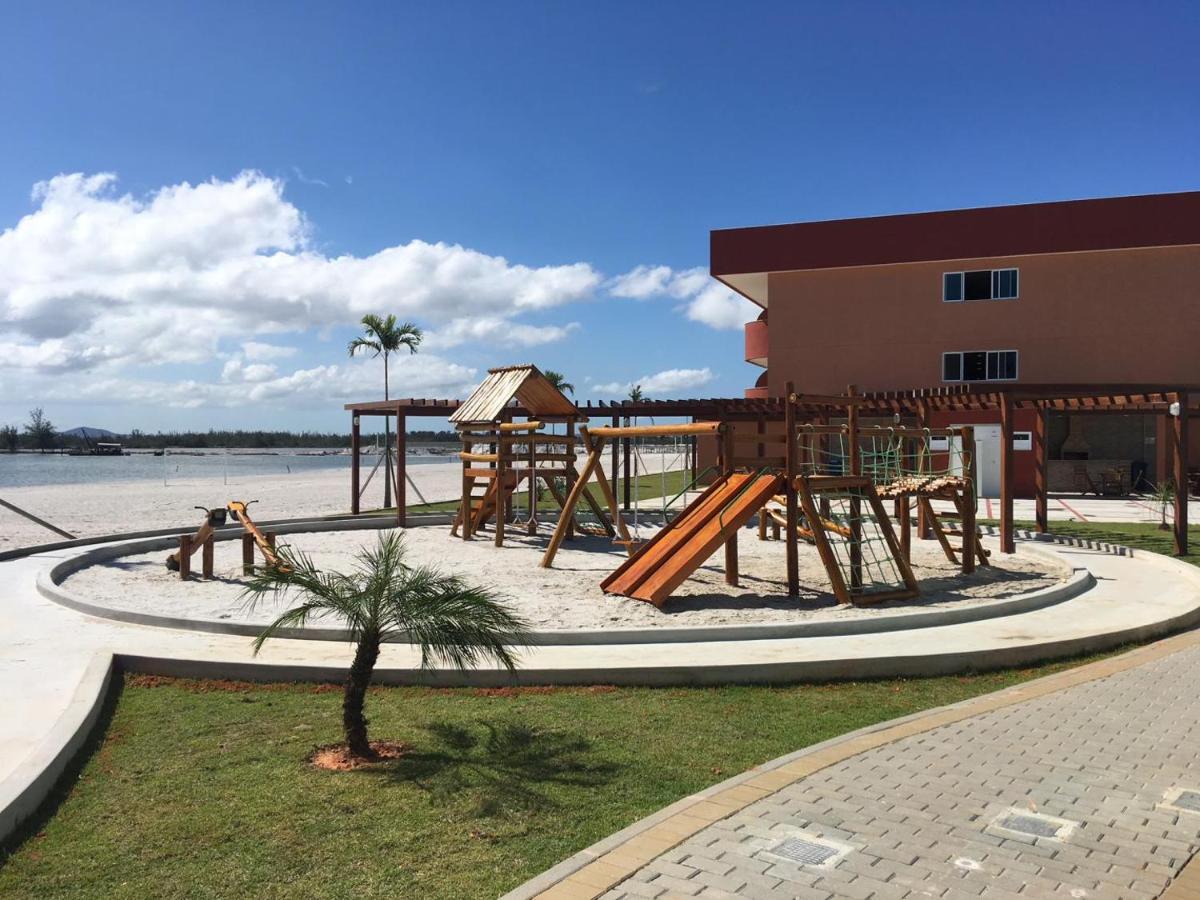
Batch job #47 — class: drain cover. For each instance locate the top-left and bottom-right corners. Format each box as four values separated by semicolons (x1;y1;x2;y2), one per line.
1174;790;1200;812
1162;788;1200;814
999;814;1062;838
989;809;1076;841
770;837;840;866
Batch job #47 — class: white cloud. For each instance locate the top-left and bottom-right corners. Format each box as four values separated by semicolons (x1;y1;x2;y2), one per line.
591;367;715;397
241;341;298;361
10;353;477;411
609;264;755;330
424;317;581;349
291;166;329;188
0;171;601;374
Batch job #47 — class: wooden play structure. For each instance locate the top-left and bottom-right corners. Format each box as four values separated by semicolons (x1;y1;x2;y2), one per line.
540;385;988;608
449;365;614;546
541;405;920;607
440;369;997;609
166;499;286;579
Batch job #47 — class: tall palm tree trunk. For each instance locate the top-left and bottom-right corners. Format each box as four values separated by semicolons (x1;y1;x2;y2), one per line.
383;353;392;509
344;632;381;757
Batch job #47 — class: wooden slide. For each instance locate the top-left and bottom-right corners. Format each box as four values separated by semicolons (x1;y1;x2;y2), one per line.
601;471;783;606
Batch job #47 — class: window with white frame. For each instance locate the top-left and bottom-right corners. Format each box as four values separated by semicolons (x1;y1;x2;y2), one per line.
942;350;1018;382
942;268;1018;302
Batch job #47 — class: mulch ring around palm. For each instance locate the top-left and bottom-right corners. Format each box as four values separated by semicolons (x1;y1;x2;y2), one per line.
307;740;409;771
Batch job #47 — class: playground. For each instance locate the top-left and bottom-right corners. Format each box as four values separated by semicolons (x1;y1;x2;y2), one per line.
60;522;1067;631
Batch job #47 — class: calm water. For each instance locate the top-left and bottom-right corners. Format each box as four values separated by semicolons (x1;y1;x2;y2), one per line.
0;450;455;489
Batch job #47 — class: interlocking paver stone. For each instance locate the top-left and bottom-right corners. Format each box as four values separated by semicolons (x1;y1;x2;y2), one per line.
614;644;1200;898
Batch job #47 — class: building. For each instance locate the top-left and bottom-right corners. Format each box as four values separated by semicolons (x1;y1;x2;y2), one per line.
712;192;1200;497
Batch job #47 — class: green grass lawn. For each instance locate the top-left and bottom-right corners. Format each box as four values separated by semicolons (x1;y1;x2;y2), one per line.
0;657;1120;900
987;519;1200;569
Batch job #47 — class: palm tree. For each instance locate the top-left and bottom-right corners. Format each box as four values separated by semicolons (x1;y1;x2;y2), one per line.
625;384;644;427
243;532;529;760
543;369;574;396
348;315;423;508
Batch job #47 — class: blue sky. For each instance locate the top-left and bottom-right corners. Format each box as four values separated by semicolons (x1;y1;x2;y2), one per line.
1;1;1198;433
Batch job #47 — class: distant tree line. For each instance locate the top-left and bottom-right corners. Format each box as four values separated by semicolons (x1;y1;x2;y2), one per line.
0;408;459;452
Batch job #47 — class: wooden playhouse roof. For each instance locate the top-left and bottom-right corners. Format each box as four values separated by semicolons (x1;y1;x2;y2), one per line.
448;364;579;424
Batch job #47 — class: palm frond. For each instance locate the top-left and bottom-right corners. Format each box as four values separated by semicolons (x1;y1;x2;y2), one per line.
348;336;382;358
390;565;531;672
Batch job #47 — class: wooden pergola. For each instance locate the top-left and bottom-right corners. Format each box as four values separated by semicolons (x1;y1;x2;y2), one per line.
846;383;1195;556
345;383;1195;555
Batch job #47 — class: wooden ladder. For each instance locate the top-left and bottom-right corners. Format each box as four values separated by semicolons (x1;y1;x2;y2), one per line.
917;495;990;567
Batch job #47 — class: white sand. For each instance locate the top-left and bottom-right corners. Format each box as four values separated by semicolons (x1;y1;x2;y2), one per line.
63;522;1069;631
0;452;681;551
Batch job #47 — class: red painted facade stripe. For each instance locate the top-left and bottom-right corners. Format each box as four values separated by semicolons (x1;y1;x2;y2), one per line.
711;191;1200;279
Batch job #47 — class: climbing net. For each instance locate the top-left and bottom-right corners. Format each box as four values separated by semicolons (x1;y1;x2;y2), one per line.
795;426;975;498
803;483;910;597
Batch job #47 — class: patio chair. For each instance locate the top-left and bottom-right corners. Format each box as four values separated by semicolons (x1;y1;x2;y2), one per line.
1072;463;1100;496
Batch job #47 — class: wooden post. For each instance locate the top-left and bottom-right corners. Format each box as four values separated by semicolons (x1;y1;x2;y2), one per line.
622;435;632;511
817;411;831;520
897;496;911;563
610;414;619;509
395;410;406;527
916;398;930;539
527;425;537;535
961;425;976;574
847;385;862;591
721;423;738;586
999;392;1015;554
202;535;214;579
460;430;473;541
566;419;577;539
1033;407;1048;534
784;381;799;596
350;414;361;515
1173;392;1189;556
495;422;508;548
178;534;192;580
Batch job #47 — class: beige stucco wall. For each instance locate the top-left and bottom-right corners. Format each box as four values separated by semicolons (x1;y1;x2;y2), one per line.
763;245;1200;395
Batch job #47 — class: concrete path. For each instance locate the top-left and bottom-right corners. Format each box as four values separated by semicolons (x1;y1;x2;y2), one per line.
519;632;1200;900
2;527;1199;848
936;493;1200;526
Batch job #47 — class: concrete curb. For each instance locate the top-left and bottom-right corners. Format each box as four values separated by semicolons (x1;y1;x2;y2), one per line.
38;527;1089;647
0;652;115;844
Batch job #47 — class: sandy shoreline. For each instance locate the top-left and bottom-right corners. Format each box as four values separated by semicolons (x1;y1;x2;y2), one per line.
0;453;681;551
63;522;1069;631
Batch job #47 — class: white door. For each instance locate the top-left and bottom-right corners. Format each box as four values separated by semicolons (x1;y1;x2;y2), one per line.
950;424;1001;498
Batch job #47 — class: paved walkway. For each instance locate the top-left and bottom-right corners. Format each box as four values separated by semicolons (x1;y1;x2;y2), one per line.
552;638;1200;900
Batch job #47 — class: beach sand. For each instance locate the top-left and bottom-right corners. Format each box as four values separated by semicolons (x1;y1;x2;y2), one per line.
63;522;1068;631
0;453;681;551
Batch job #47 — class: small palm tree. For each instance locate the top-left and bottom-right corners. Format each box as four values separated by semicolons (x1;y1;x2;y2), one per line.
1153;479;1176;530
243;532;529;760
349;314;423;509
544;369;574;396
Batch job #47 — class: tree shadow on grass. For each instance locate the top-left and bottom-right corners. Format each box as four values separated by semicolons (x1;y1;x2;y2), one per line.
364;720;624;815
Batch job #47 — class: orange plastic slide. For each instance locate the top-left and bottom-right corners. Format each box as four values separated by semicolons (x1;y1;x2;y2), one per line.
601;471;783;606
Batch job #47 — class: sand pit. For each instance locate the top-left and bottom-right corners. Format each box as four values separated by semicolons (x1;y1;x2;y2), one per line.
61;522;1071;632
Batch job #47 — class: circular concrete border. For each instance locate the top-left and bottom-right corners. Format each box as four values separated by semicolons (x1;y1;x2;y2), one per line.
39;521;1091;646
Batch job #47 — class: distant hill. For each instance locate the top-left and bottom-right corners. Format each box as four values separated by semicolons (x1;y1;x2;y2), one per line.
62;426;119;439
